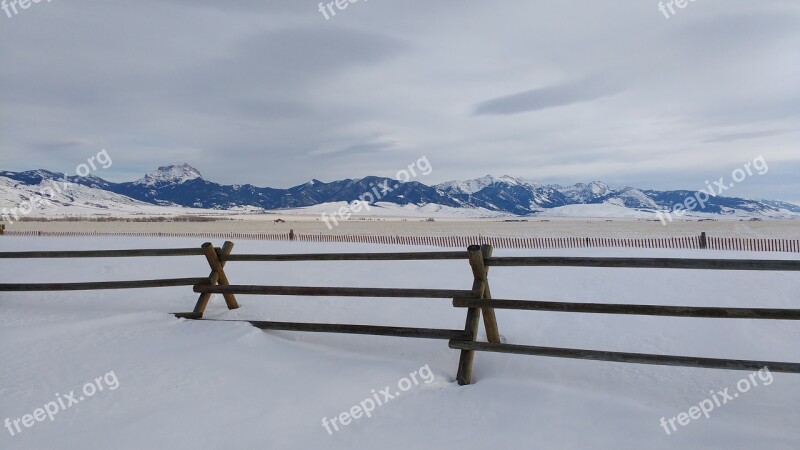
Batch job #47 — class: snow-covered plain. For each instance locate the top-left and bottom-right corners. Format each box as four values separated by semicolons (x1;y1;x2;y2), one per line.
1;237;799;449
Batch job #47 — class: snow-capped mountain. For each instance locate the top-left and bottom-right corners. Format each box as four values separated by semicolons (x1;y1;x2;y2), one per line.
1;164;799;219
437;175;539;195
556;181;613;203
133;163;203;187
0;170;191;216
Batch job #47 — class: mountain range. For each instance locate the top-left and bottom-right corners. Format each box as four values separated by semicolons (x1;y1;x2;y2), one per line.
2;163;799;219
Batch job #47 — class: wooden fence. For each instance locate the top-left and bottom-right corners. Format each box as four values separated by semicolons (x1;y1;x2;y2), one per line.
3;230;800;252
1;242;799;384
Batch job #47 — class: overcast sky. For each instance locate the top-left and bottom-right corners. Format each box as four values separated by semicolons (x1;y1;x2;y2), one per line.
1;0;798;201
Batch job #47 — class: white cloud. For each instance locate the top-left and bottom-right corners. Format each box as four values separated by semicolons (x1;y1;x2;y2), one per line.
0;0;797;200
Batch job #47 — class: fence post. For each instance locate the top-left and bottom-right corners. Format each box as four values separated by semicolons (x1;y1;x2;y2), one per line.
700;232;708;249
477;245;500;343
201;242;239;310
455;244;499;385
191;241;236;316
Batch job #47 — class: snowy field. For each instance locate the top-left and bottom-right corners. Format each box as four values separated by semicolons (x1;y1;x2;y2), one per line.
1;237;799;449
8;217;800;240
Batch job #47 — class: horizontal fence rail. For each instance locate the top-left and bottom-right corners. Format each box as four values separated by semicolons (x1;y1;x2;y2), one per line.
1;240;798;385
453;298;800;320
193;284;481;299
200;319;470;340
0;248;210;258
448;341;800;374
484;257;800;271
0;277;213;291
223;251;469;262
3;230;800;253
451;250;800;382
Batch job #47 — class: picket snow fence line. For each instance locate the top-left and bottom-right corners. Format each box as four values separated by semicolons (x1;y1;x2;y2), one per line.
2;230;799;253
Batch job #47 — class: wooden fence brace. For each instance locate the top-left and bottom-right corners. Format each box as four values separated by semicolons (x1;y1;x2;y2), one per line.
475;244;500;344
192;264;225;316
201;241;239;310
456;245;490;385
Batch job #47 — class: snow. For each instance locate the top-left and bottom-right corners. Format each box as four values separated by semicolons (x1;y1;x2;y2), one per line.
532;202;658;219
133;163;202;187
436;175;539;195
1;236;799;449
437;175;503;194
0;176;186;217
613;187;661;209
556;181;613;203
279;201;509;219
3;169;800;221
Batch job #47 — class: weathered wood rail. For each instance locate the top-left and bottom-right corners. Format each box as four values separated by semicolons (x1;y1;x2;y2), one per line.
449;253;800;382
1;241;799;384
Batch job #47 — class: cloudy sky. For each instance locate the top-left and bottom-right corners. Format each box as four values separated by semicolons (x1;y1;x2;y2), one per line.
1;0;798;201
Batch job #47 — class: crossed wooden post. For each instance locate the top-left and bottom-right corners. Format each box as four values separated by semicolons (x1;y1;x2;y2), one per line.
191;241;238;316
455;244;500;385
181;241;499;385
